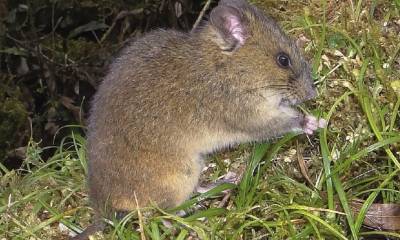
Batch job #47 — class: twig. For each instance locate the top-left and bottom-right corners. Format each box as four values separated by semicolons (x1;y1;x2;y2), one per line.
191;0;212;32
134;191;146;240
218;191;231;208
296;141;314;187
100;9;144;43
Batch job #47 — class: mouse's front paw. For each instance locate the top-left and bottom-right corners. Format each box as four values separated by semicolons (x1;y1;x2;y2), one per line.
302;115;327;135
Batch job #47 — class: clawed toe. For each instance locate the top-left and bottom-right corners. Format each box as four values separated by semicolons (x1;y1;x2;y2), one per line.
303;115;327;135
318;118;327;128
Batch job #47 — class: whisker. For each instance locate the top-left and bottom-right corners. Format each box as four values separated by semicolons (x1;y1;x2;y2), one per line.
240;90;285;100
236;79;301;103
245;85;289;92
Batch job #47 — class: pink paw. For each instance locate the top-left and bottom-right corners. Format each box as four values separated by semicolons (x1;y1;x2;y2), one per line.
303;115;327;135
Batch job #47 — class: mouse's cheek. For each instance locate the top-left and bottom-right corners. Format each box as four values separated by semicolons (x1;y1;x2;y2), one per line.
278;105;301;119
276;105;304;130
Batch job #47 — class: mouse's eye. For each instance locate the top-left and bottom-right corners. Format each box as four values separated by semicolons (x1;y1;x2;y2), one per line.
276;53;291;68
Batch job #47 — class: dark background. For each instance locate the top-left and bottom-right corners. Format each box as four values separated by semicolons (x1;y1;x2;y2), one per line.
0;0;222;169
0;0;291;169
1;0;293;169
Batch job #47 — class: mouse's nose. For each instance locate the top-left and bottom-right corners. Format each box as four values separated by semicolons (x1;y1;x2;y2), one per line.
305;85;317;100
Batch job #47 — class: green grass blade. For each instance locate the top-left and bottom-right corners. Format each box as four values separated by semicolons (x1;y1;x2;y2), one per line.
356;59;400;170
331;136;400;176
294;210;348;240
319;129;335;218
331;174;358;239
167;183;236;212
175;229;189;240
184;208;227;221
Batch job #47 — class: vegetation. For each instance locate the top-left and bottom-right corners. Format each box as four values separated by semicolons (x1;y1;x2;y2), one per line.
1;0;399;239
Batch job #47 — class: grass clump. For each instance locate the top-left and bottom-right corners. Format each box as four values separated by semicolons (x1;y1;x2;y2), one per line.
0;133;87;239
1;0;400;239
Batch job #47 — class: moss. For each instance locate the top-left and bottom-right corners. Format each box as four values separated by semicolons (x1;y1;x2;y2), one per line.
0;82;28;163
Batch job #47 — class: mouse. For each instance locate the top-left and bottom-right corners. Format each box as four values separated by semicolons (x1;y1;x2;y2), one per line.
72;0;325;239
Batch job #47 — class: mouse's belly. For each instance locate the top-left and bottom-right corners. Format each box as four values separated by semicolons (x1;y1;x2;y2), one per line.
88;142;203;212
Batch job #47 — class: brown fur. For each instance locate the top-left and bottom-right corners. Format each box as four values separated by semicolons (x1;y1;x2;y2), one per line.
73;0;317;238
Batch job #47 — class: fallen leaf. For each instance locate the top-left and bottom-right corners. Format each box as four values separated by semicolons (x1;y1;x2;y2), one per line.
351;200;400;231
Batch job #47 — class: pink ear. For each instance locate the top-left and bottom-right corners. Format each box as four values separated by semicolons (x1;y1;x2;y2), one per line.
210;5;248;51
226;15;245;45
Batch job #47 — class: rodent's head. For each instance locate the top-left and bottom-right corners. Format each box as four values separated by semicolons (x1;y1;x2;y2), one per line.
205;0;316;107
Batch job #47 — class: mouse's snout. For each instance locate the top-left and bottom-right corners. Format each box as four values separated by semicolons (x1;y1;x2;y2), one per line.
305;84;317;101
300;65;317;101
293;83;316;104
